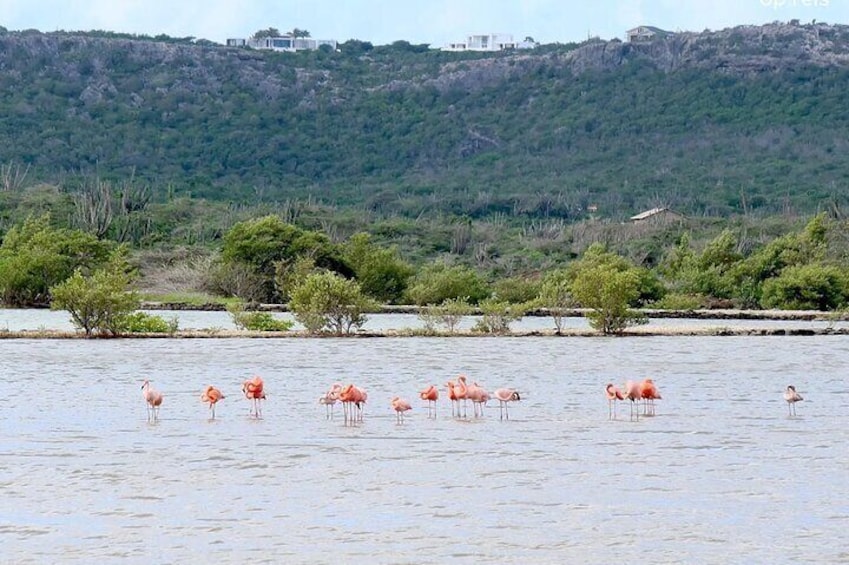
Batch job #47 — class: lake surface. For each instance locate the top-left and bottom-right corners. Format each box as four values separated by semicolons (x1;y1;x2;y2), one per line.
2;335;848;564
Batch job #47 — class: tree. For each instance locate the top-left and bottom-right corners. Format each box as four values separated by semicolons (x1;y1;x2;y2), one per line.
436;296;473;333
220;215;350;302
472;297;528;334
536;269;574;334
571;263;647;334
405;262;490;305
226;302;294;331
0;215;113;307
252;28;281;39
760;263;849;311
340;39;374;54
289;271;378;335
50;250;140;337
290;28;311;38
343;233;414;303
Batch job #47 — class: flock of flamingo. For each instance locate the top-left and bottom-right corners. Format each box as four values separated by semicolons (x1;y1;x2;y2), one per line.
316;376;523;424
140;376;805;423
140;375;520;424
604;380;804;420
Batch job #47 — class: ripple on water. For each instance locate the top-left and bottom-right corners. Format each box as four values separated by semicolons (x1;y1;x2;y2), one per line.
1;335;847;563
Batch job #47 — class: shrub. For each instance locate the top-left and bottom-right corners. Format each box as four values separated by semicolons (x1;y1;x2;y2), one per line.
289;271;378;334
760;263;849;311
472;298;528;334
227;302;294;331
119;312;179;334
571;263;647;334
50;251;140;337
491;276;541;304
343;233;414;304
536;269;574;334
436;296;474;333
406;262;490;305
0;214;114;307
653;293;706;310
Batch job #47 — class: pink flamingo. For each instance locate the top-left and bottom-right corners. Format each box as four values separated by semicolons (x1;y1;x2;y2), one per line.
419;385;439;418
466;382;490;418
454;375;469;418
446;380;460;418
339;384;367;424
493;388;520;420
639;379;661;416
784;385;803;416
624;380;642;421
391;397;412;423
319;383;342;419
201;385;225;419
605;383;624;420
141;380;163;422
242;376;266;418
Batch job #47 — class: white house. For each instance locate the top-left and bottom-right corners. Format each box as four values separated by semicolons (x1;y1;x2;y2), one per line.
626;26;674;43
227;35;337;52
442;33;534;52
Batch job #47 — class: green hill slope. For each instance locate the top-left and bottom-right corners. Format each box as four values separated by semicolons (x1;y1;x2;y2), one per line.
1;22;849;220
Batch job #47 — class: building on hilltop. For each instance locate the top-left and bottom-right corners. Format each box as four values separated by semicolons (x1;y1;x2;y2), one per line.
442;33;535;52
226;34;337;52
626;26;675;43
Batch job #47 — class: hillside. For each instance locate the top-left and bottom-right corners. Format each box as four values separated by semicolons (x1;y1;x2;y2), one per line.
1;22;849;221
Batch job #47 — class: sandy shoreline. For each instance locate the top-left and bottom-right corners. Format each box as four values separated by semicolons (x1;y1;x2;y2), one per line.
2;326;847;339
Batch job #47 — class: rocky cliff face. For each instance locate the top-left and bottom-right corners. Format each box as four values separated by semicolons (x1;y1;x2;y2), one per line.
390;22;849;93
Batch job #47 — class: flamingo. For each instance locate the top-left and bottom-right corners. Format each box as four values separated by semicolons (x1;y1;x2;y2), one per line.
141;380;163;422
339;384;367;424
319;383;342;420
639;379;662;416
784;385;803;416
454;375;469;418
201;385;225;419
391;397;412;423
242;376;266;418
446;380;460;418
624;380;642;421
419;385;439;418
605;383;624;420
493;388;520;420
466;382;490;418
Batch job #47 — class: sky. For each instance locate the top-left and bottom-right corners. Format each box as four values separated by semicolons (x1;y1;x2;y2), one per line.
0;0;845;46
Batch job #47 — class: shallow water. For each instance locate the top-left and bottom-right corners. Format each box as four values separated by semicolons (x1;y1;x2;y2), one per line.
1;336;848;564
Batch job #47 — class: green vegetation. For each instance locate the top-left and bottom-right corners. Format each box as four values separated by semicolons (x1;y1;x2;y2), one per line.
1;26;848;225
568;245;649;334
343;233;414;304
120;311;179;334
472;298;528;334
417;296;474;334
406;263;490;305
536;269;574;334
227;302;294;331
3;26;849;321
0;215;113;307
49;250;140;336
288;271;378;334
